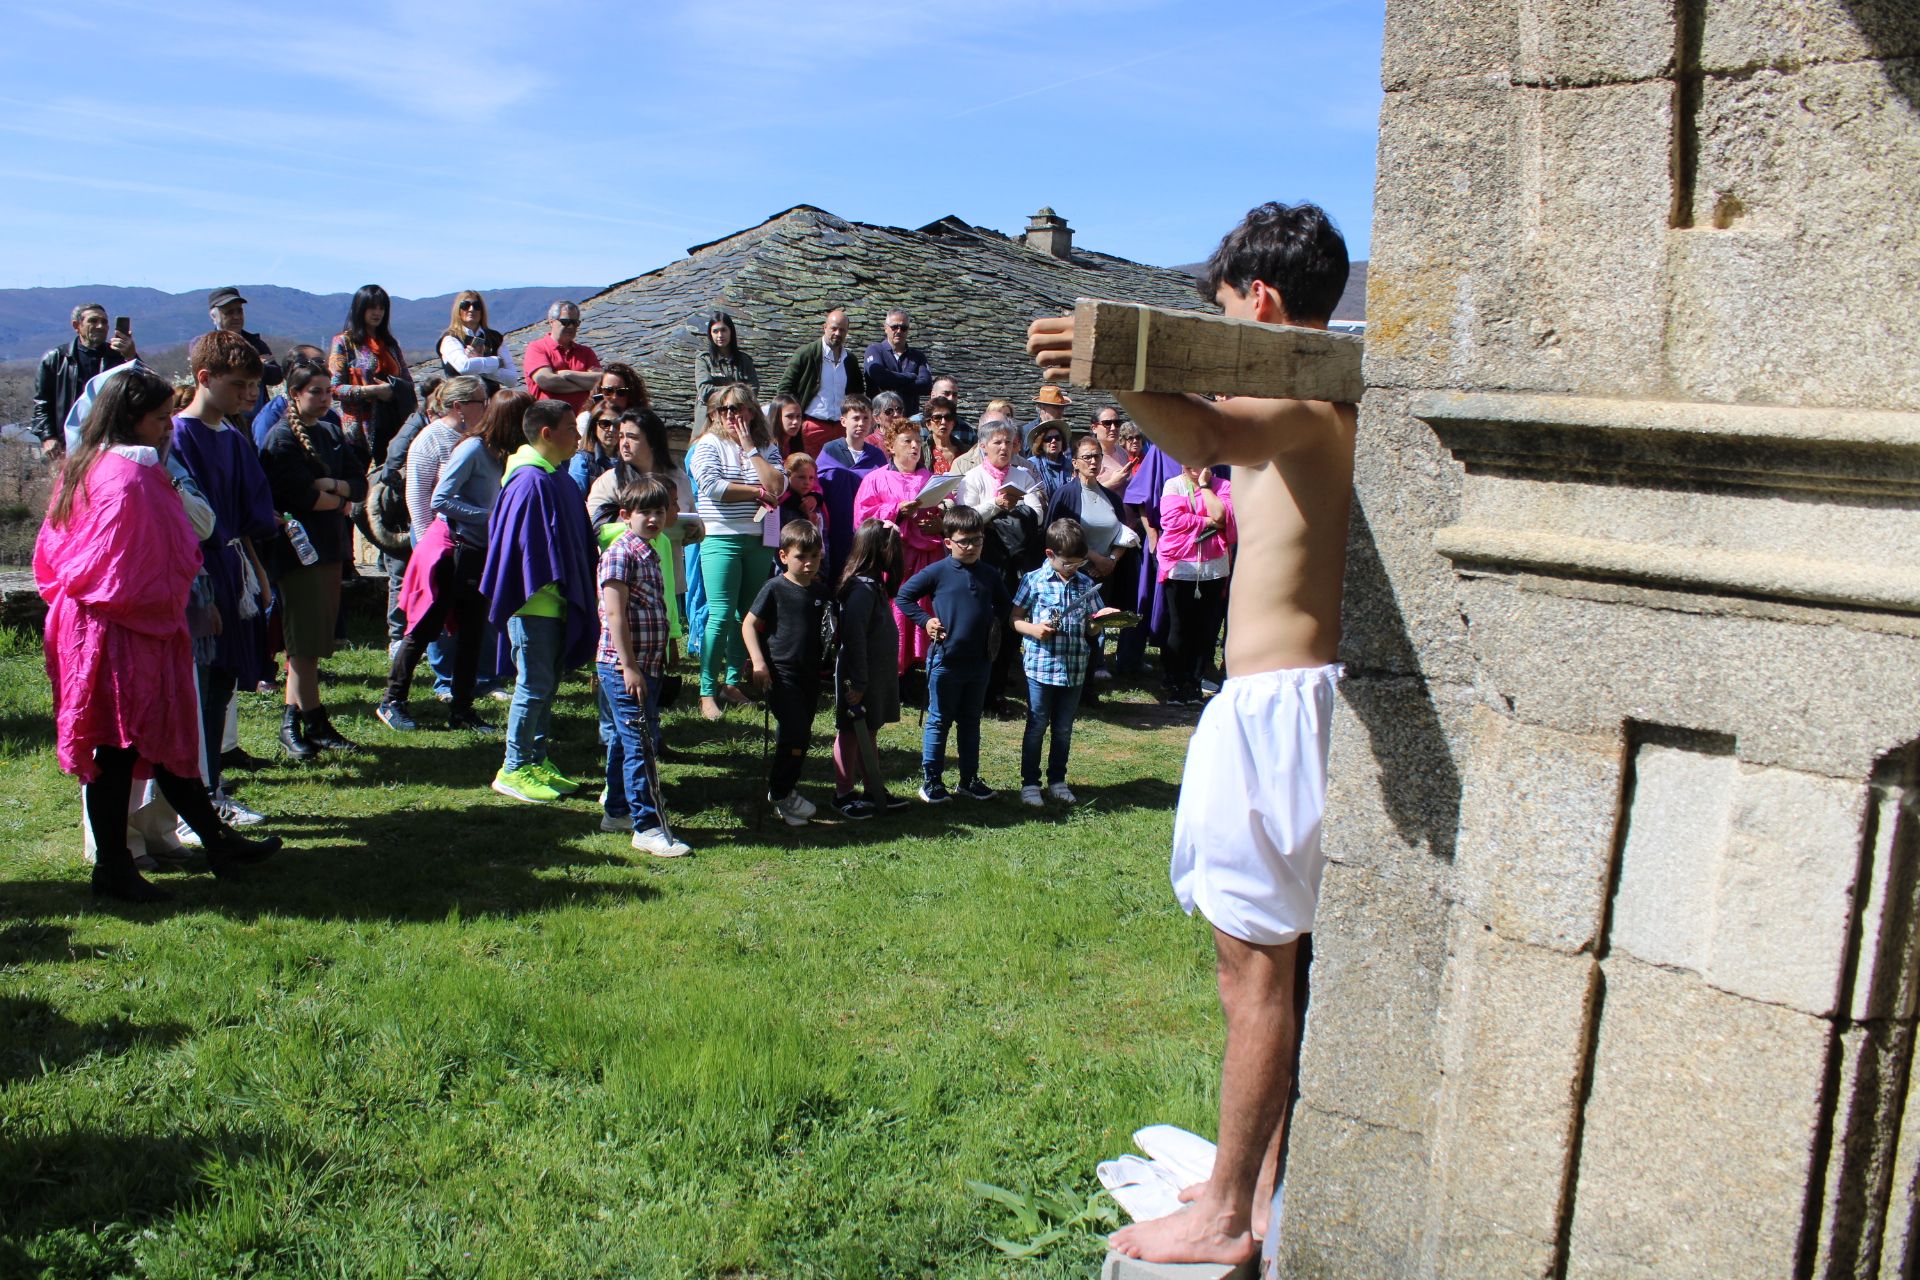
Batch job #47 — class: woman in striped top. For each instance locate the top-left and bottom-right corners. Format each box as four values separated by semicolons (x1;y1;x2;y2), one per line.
686;382;786;719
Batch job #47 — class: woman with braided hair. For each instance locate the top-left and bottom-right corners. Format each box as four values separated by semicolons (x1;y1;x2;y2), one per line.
259;360;369;758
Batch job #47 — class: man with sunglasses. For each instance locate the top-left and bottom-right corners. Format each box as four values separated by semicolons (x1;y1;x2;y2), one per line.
523;300;601;413
862;308;933;417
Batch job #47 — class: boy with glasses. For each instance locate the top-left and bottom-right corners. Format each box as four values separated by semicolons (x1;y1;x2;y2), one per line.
1011;519;1103;807
894;505;1012;803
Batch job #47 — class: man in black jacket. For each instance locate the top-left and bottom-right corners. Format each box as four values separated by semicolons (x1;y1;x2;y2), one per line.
32;303;136;458
862;309;933;416
208;288;282;414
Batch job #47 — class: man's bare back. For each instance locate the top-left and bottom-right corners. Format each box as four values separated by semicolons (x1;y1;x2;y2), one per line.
1203;399;1355;676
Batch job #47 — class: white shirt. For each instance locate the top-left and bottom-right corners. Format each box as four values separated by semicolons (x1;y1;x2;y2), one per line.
957;459;1047;520
438;332;520;382
804;340;851;420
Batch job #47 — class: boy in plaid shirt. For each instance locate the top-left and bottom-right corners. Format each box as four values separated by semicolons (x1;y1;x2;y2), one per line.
596;476;690;857
1010;518;1104;807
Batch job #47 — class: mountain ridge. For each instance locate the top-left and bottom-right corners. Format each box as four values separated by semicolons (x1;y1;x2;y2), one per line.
0;284;599;363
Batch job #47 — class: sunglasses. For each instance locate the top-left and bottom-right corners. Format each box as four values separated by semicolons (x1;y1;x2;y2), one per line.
459;301;481;310
886;323;909;332
597;385;628;395
555;319;580;329
927;414;954;422
1096;418;1121;428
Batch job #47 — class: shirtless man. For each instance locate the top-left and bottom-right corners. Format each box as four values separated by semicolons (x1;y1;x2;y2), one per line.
1027;201;1355;1268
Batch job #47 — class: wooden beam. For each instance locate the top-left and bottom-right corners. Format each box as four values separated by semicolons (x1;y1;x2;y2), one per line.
1067;298;1364;402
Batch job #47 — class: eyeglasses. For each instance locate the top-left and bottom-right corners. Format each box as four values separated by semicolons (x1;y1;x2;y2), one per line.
716;404;750;417
1075;452;1101;464
1053;557;1088;572
597;384;628;396
949;535;984;547
927;414;954;423
459;301;481;311
887;323;909;332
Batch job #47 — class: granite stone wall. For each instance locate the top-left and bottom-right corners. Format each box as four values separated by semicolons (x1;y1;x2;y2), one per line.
1283;2;1920;1275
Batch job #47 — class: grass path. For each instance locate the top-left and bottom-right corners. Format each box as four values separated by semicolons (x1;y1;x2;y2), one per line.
0;625;1222;1278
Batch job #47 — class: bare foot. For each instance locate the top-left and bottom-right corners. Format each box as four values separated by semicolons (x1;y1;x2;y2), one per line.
1177;1179;1273;1238
1109;1204;1258;1265
700;696;726;721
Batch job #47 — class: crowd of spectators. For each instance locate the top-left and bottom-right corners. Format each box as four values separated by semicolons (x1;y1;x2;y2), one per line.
31;289;1235;901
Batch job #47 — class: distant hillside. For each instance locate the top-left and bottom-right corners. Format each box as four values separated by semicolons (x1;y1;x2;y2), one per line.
0;284;600;363
1173;261;1367;322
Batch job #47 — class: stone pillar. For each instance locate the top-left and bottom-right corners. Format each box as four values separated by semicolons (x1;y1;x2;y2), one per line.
1282;2;1920;1276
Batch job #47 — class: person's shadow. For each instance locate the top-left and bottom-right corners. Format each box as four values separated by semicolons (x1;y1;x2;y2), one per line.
1337;502;1461;861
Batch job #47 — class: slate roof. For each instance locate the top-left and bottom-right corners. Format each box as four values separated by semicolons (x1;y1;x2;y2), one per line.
494;205;1213;437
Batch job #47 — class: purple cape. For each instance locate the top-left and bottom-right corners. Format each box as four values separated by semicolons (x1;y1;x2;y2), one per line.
480;457;599;671
814;437;887;572
1123;443;1183;640
170;414;278;686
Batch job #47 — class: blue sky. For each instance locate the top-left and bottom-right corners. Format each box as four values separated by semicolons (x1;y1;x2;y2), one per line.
0;0;1383;297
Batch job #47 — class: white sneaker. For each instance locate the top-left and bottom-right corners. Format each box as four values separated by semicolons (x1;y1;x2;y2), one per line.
770;790;816;820
175;818;202;849
633;827;692;857
1048;782;1078;805
599;813;634;833
772;793;811;827
213;790;264;826
1020;785;1046;808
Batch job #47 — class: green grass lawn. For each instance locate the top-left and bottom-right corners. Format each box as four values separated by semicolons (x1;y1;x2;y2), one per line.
0;622;1223;1279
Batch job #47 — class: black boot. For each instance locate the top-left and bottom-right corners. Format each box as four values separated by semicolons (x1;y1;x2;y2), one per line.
204;824;282;878
91;848;171;903
279;705;318;760
303;705;353;751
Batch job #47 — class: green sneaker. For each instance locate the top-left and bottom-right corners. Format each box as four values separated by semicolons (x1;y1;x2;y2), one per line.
530;759;587;795
492;766;560;804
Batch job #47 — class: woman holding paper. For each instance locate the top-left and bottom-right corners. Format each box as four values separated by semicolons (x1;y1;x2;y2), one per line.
855;422;947;674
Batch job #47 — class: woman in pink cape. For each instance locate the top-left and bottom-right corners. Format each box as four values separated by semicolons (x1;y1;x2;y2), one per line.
853;422;945;675
36;368;280;903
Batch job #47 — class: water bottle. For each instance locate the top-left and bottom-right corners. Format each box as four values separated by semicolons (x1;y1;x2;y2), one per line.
283;513;318;567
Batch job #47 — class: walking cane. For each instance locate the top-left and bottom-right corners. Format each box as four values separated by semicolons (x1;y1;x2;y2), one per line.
755;696;771;830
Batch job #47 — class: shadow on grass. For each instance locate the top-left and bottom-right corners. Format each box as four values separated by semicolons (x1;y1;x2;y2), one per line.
0;1125;315;1270
0;922;114;966
0;995;190;1086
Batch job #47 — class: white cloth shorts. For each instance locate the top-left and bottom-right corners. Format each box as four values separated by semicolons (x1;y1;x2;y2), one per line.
1170;663;1342;946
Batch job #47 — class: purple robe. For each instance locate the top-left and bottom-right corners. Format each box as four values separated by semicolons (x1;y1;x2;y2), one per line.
814;437;887;573
480;451;599;671
1123;443;1183;641
170;414;278;687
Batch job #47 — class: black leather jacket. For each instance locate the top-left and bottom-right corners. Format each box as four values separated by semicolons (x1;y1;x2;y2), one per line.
32;339;130;445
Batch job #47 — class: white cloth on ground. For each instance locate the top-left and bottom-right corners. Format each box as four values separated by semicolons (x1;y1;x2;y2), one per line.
1170;664;1342;946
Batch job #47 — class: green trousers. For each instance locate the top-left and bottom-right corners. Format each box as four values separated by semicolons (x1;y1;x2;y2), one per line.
698;533;774;695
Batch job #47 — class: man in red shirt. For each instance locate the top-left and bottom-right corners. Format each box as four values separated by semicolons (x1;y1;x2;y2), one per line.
523;301;601;412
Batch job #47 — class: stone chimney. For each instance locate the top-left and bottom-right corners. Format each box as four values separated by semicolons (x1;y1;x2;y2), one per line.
1024;207;1072;260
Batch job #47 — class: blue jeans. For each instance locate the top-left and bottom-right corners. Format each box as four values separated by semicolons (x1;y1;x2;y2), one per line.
921;652;989;784
597;662;663;831
1021;678;1083;787
504;615;564;773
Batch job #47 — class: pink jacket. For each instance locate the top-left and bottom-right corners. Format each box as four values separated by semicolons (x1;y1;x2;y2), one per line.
35;449;204;784
1155;475;1236;581
398;517;459;634
854;465;945;555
